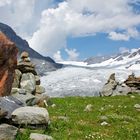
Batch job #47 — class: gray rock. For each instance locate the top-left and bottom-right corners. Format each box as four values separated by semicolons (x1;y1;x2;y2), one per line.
101;80;118;96
23;57;31;62
36;85;46;94
0;96;23;119
0;108;7;119
12;106;49;125
35;76;41;85
99;116;108;122
11;88;26;95
101;73;118;96
100;121;109;126
12;92;36;106
112;83;131;96
20;73;36;94
58;116;69;121
0;124;18;140
84;104;93;112
12;69;22;88
17;61;37;75
134;104;140;109
30;133;53;140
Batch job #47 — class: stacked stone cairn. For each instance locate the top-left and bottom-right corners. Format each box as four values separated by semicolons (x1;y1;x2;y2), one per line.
101;73;140;96
11;51;46;105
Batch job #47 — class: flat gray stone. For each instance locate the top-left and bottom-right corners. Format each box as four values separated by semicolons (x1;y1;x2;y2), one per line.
12;106;49;125
0;124;18;140
30;133;53;140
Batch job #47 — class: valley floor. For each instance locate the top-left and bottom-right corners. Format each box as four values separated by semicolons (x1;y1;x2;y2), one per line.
17;94;140;140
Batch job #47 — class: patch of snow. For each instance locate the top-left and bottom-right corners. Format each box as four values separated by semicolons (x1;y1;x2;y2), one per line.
128;64;140;70
59;61;88;66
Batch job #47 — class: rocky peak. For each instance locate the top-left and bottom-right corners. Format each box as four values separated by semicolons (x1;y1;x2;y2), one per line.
0;22;63;74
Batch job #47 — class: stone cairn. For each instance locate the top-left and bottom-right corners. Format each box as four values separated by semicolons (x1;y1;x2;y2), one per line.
101;72;140;97
0;34;52;140
12;51;45;96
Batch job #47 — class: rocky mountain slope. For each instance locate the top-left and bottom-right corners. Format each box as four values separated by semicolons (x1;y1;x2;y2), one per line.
84;49;140;69
0;23;62;75
60;48;140;70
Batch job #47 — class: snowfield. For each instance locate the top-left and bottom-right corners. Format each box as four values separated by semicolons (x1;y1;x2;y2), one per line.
41;66;140;97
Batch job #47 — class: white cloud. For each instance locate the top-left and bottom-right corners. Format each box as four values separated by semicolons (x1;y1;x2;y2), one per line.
1;0;140;59
28;0;140;58
53;51;63;62
108;28;139;41
0;0;11;7
0;0;51;38
0;0;35;28
109;32;130;41
65;48;79;61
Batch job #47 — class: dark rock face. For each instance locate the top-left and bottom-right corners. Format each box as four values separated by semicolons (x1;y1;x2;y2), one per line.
0;32;18;97
84;55;111;65
0;22;62;74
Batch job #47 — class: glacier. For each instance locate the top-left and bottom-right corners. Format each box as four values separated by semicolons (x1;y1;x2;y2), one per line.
41;48;140;97
41;66;140;97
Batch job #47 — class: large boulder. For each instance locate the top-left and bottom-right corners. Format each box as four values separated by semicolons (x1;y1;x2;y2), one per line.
0;96;23;119
0;124;18;140
20;73;36;94
12;106;49;126
101;73;118;96
0;32;18;96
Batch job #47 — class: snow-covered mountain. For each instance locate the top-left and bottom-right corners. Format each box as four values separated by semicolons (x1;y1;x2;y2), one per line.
60;48;140;70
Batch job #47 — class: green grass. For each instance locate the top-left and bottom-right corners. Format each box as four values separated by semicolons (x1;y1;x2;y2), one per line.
16;94;140;140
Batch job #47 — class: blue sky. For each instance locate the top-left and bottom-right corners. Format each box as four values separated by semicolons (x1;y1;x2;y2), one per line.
66;33;140;60
0;0;140;61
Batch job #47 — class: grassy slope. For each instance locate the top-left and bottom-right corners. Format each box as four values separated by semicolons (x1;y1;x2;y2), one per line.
16;95;140;140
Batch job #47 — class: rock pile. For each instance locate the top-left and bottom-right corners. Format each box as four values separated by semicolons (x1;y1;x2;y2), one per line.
124;73;140;90
17;51;37;75
101;73;140;96
11;51;46;104
0;32;18;97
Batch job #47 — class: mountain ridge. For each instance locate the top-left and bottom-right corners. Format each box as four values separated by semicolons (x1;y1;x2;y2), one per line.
0;22;62;74
60;48;140;70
